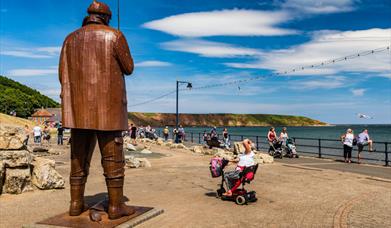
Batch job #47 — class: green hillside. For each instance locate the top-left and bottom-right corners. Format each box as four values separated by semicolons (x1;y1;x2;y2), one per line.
128;112;328;127
0;75;59;118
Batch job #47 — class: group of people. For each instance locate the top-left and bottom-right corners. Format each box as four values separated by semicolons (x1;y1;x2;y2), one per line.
202;127;231;149
267;127;290;152
127;124;186;144
23;122;65;146
341;128;374;163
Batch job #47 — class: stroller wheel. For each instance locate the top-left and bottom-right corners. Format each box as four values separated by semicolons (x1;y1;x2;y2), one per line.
235;195;247;205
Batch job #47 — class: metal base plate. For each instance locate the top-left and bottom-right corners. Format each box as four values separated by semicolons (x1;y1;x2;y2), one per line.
23;206;164;228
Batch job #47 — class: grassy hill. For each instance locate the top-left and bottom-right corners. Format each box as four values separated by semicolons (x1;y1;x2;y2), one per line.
128;112;328;127
0;75;59;118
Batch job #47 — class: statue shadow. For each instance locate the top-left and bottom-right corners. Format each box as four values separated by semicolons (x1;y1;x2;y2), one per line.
84;192;130;206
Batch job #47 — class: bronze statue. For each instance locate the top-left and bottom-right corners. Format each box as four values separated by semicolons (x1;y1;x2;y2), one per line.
59;0;134;220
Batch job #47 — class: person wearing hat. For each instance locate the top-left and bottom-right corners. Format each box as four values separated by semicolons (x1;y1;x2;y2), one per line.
59;0;134;220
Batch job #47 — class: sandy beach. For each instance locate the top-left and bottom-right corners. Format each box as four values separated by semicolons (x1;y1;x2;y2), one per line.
1;141;390;228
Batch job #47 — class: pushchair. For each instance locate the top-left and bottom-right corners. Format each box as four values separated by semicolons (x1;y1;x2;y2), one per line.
284;138;299;158
210;158;258;205
269;140;283;159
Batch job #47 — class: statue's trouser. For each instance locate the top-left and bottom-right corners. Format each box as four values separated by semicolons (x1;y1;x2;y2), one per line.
69;129;135;219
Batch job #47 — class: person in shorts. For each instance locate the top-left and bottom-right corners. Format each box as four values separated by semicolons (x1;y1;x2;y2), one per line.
33;125;42;145
357;129;375;163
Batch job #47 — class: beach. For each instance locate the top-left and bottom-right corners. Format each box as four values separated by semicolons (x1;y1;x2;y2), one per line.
1;141;390;227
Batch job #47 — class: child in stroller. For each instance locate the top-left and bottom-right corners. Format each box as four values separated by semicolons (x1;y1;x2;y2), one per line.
284;138;299;158
211;139;258;205
268;140;283;159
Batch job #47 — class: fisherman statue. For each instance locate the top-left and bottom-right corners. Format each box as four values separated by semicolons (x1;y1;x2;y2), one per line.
59;0;134;219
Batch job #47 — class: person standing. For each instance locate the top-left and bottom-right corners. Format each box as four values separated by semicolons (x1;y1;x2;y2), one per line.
357;129;375;163
341;128;354;163
33;125;42;145
178;125;185;142
23;125;30;146
130;124;137;145
59;0;135;220
267;127;277;153
57;124;64;145
163;126;169;141
223;128;229;148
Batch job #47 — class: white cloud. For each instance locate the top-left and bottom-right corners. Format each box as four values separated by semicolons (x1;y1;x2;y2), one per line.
143;9;297;37
135;61;172;67
279;0;356;14
351;88;366;96
0;46;61;59
226;28;391;77
161;39;261;58
294;77;346;90
8;68;58;76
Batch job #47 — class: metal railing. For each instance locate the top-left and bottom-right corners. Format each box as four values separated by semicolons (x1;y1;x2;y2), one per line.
157;130;389;166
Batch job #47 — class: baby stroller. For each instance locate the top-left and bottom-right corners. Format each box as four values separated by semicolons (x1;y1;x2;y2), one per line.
210;158;258;205
284;138;299;158
269;140;283;159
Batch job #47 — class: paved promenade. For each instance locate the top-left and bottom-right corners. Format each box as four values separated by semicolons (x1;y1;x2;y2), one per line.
1;143;390;228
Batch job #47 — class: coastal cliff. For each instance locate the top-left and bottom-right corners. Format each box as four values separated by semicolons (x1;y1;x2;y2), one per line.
128;112;328;127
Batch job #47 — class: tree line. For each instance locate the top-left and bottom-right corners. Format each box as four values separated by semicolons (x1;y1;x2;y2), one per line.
0;75;59;118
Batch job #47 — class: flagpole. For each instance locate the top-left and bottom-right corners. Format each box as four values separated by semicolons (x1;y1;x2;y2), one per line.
117;0;120;30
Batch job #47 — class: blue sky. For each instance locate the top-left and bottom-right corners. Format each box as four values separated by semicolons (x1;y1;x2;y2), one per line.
0;0;390;124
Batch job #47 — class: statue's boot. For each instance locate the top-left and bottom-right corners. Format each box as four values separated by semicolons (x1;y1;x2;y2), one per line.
107;178;135;220
69;177;87;216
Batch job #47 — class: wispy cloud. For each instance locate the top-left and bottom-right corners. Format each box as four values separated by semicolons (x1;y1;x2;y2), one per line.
135;61;172;67
143;9;297;37
0;46;61;59
351;88;366;96
8;67;58;76
293;77;346;90
278;0;357;14
226;28;391;77
161;39;261;58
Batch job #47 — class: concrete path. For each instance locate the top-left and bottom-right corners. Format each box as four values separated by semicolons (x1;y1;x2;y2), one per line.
1;143;390;228
275;156;391;180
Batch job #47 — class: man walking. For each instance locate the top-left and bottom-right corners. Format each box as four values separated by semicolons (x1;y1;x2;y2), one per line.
59;0;134;219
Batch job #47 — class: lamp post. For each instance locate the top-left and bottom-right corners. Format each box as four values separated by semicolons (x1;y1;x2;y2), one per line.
175;80;192;143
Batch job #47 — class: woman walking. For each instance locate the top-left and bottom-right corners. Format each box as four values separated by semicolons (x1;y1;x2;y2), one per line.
267;127;277;154
341;128;354;163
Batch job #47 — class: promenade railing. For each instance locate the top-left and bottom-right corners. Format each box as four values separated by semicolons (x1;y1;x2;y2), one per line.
157;131;389;166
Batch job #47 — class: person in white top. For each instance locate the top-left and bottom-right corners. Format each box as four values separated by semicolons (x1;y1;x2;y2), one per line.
33;125;42;144
341;128;354;163
279;127;289;147
223;139;256;196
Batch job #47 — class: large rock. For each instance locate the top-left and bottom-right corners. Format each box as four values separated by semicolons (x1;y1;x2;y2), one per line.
191;146;204;154
0;150;33;168
0;125;25;150
137;158;151;168
125;143;136;151
233;142;245;155
254;152;274;164
31;157;65;190
140;149;152;154
125;155;140;168
214;149;234;160
170;143;187;150
164;142;173;147
2;167;33;194
156;138;164;146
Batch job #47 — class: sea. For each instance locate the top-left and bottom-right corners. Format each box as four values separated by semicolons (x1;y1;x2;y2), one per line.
157;125;391;164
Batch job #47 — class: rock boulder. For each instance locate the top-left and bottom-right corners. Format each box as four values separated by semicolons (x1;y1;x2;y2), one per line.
0;150;33;168
31;157;65;190
2;167;33;194
125;143;137;151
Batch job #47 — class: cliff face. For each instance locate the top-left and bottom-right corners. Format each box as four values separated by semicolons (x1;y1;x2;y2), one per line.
128;113;328;127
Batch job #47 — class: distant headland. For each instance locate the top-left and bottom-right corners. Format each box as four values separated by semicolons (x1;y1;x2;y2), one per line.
128;112;328;127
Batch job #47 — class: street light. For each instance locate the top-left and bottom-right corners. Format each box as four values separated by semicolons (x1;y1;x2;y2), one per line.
176;80;192;143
